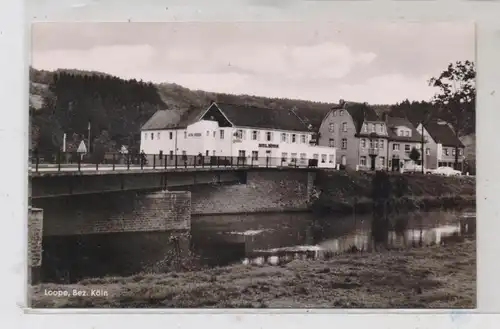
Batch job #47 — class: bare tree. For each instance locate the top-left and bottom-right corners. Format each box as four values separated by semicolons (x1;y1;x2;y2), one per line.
429;60;476;169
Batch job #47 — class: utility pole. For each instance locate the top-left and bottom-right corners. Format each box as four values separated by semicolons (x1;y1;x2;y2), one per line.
421;122;425;174
87;121;91;153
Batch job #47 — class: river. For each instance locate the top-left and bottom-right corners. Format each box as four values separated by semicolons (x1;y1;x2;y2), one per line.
39;208;476;283
191;208;476;267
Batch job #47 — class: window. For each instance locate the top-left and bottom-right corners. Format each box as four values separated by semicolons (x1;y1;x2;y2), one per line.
360;156;367;166
300;153;307;160
242;130;246;140
328;154;334;163
213;150;216;156
144;133;147;140
369;140;374;149
329;138;335;147
184;131;187;139
374;140;379;148
405;131;410;137
426;148;430;156
206;150;209;156
459;149;463;156
206;130;210;137
169;151;174;159
361;139;366;148
393;144;400;151
182;150;187;156
213;131;216;138
281;133;287;143
313;154;319;160
444;148;449;156
452;148;456;156
157;132;161;139
379;157;385;166
238;150;246;157
321;154;327;163
333;111;337;117
266;132;273;141
363;124;367;133
340;110;344;116
341;155;346;165
291;134;297;143
329;123;334;132
378;124;383;133
252;130;258;140
169;132;173;140
281;152;288;162
342;122;347;132
252;151;259;160
235;129;243;139
151;133;154;140
220;130;225;139
405;144;410;152
398;130;403;136
369;124;375;133
291;153;298;162
379;140;384;149
300;134;306;143
341;138;347;149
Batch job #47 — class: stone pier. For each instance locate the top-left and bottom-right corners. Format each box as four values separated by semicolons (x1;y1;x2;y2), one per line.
28;207;43;284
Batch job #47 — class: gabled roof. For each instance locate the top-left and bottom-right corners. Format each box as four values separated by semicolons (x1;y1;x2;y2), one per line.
212;102;311;132
335;101;382;133
141;110;182;130
386;116;422;143
424;120;464;148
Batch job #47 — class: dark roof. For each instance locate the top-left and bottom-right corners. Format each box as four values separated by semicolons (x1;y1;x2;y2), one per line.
141;110;183;130
338;101;382;133
214;103;311;132
386;116;422;142
425;120;464;147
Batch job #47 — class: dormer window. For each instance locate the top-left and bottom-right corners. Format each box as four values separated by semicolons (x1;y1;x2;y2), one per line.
405;131;410;137
363;124;367;133
340;110;344;116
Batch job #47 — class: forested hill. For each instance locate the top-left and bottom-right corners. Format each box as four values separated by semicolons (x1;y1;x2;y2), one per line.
29;68;336;156
30;68;475;158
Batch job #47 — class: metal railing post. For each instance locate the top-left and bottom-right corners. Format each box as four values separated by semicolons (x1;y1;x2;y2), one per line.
141;154;144;170
127;153;130;170
175;155;178;168
164;155;167;169
35;151;39;172
77;154;81;172
202;156;204;168
153;154;156;169
56;151;61;172
112;153;116;171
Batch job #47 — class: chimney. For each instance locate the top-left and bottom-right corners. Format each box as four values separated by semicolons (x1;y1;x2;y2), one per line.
338;99;345;106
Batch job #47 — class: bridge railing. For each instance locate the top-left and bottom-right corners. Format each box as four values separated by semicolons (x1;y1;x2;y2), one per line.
28;151;321;173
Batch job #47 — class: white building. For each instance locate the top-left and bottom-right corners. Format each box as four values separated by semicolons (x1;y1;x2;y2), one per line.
140;102;336;168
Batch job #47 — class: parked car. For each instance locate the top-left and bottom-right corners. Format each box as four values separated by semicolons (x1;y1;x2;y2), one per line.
428;166;462;176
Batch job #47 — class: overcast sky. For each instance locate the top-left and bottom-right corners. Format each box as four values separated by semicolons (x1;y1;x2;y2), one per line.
31;22;474;104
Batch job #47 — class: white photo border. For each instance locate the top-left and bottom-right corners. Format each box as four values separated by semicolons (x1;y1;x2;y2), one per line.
1;0;499;327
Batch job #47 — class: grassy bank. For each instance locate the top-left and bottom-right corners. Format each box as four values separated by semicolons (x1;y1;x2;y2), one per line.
313;170;476;214
30;240;475;308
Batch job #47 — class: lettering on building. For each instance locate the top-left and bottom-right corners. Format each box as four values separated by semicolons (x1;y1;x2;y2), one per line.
258;143;279;148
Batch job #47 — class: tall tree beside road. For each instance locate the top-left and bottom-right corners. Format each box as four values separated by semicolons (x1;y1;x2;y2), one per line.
429;60;476;169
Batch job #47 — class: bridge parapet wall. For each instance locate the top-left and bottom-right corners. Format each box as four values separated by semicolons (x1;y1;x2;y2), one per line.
32;191;191;236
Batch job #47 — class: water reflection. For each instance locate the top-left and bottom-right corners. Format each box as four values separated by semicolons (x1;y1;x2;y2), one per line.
191;209;476;267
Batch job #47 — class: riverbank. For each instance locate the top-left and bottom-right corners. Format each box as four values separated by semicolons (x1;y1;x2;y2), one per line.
30;239;475;308
312;170;475;214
